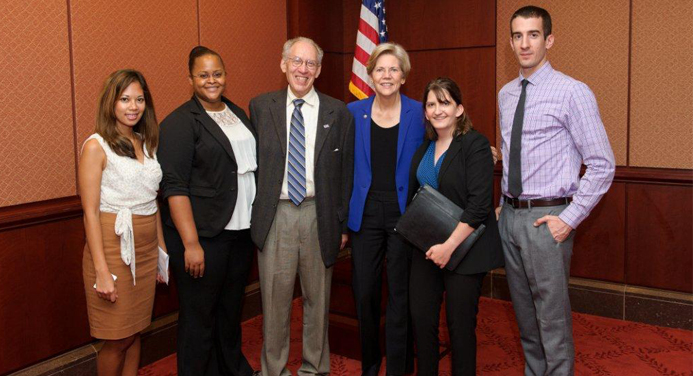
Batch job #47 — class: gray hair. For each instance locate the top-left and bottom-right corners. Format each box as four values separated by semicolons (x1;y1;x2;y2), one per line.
282;36;324;64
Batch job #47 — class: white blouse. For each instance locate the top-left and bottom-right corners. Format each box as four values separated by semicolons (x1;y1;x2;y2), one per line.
84;133;162;284
206;105;257;230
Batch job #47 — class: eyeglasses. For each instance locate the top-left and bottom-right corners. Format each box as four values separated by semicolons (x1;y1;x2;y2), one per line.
191;71;225;81
285;56;320;70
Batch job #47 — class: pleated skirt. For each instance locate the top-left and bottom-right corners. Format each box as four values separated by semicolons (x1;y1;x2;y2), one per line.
82;212;158;340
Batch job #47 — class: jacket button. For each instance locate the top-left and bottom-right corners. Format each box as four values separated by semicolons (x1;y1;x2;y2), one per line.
398;187;404;192
231;171;236;174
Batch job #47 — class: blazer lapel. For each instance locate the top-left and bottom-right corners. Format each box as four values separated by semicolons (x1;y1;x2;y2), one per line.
191;96;236;163
396;95;414;165
437;135;463;186
269;90;288;156
361;96;375;169
314;92;335;165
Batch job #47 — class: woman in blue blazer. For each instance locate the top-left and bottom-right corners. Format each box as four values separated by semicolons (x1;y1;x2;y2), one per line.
347;42;424;376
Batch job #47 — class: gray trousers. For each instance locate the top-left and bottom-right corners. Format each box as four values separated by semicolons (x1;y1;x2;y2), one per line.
258;199;332;376
499;202;575;376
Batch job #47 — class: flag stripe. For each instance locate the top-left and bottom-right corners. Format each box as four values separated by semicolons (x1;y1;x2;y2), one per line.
357;19;379;46
359;3;380;31
349;0;387;99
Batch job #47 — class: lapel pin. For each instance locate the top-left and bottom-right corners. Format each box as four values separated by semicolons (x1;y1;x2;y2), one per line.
363;114;367;118
323;124;330;128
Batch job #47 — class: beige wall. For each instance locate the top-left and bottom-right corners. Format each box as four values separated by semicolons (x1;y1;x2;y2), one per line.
0;0;287;208
630;0;693;168
0;0;76;206
497;0;693;169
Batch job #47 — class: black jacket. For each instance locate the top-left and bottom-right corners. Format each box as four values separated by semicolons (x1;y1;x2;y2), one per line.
407;130;504;275
158;95;256;237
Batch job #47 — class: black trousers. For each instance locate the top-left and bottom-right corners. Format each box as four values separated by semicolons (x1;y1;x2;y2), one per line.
351;191;414;376
164;225;254;376
409;249;485;376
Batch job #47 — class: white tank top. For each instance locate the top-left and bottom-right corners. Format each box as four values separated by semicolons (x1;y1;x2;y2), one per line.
84;133;162;284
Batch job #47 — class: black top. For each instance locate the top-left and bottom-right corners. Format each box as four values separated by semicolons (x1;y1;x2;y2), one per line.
370;119;399;191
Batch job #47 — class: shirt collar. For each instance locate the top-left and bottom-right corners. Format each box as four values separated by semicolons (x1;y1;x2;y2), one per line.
287;86;318;108
519;61;553;86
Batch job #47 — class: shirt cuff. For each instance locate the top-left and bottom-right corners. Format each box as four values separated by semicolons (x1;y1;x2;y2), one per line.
558;204;584;230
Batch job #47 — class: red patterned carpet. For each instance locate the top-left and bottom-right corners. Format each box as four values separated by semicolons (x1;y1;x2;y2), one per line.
139;297;692;375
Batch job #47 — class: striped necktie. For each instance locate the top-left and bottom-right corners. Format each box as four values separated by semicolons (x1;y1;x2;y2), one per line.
288;98;307;205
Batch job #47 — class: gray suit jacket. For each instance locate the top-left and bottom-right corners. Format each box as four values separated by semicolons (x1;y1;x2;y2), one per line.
249;88;354;267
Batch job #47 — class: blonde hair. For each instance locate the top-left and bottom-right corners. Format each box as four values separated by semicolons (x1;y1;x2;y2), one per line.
366;42;411;78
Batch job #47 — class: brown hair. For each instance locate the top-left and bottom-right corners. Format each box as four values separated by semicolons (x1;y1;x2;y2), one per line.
95;69;158;158
510;5;552;39
422;77;473;140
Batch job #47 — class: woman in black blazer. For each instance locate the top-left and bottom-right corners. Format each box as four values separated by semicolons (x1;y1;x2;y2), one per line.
157;46;256;376
407;77;504;376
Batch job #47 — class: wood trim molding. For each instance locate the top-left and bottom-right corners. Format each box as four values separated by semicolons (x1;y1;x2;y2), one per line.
492;164;693;185
1;166;690;232
613;166;693;185
0;196;82;231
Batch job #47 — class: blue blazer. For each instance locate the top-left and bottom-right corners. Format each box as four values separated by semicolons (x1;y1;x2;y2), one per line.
347;94;425;232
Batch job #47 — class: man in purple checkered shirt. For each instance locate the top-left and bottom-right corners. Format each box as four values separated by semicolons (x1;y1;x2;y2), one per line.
496;6;615;376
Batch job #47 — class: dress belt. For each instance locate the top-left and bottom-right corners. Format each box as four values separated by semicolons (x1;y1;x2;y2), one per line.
503;195;572;209
114;208;137;285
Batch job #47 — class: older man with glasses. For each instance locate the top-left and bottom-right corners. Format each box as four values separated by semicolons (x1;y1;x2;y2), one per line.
249;36;354;376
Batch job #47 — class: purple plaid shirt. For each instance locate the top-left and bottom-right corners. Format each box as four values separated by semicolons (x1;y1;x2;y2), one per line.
499;62;615;229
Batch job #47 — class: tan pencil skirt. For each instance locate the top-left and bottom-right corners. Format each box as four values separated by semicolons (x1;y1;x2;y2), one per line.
82;211;157;340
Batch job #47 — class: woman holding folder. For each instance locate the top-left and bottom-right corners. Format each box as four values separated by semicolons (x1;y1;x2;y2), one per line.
407;77;504;376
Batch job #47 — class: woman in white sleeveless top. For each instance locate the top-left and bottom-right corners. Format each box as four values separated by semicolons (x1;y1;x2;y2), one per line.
79;69;164;376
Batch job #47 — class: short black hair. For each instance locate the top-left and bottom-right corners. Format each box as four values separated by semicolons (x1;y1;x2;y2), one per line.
510;6;552;39
188;46;224;74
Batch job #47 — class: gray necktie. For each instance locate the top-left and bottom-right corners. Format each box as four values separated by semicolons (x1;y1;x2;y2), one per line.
508;79;529;198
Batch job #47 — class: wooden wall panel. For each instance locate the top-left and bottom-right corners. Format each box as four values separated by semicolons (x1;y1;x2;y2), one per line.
200;0;288;111
340;0;361;53
629;0;693;168
626;183;693;293
0;217;90;375
388;0;495;50
496;0;629;165
287;0;343;53
571;183;626;283
315;53;348;102
402;48;497;142
0;0;76;207
70;0;198;151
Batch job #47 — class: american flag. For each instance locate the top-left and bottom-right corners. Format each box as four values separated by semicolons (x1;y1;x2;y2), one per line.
349;0;388;100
